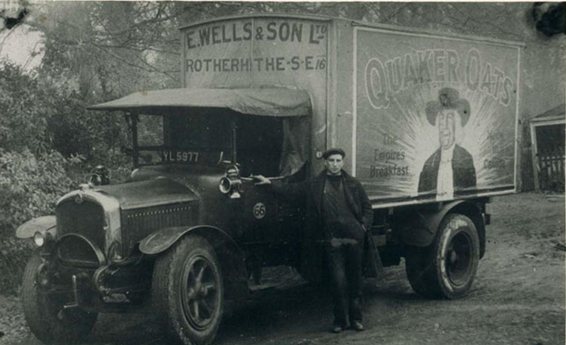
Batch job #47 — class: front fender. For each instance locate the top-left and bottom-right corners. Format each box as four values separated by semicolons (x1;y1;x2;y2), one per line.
139;225;242;257
139;225;249;300
139;226;193;255
16;216;56;239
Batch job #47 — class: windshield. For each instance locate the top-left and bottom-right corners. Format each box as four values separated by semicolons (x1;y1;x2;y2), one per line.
133;109;309;177
166;112;231;150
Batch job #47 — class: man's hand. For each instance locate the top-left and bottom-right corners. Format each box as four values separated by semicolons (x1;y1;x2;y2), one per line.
252;175;271;185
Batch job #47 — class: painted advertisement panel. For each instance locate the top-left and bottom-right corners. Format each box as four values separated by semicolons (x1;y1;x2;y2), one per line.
355;28;520;203
181;17;329;174
182;18;328;89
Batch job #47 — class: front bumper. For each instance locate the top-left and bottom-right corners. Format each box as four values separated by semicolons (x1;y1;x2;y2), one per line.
36;235;152;312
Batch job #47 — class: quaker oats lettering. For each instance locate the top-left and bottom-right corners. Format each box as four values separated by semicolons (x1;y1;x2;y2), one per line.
383;133;397;145
370;133;409;178
365;48;515;109
370;165;410;178
487;129;506;141
484;157;506;169
374;149;406;162
374;134;406;162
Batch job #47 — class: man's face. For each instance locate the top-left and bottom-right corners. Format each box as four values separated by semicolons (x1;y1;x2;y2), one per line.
437;109;457;150
325;154;344;176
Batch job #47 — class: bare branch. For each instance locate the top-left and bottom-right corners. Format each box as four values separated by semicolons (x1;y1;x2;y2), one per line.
0;24;20;56
102;3;188;37
133;52;178;82
446;4;523;39
382;3;410;24
92;44;178;83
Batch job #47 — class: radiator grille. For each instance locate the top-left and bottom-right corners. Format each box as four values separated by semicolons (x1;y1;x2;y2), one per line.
56;200;105;251
122;203;196;253
56;235;100;267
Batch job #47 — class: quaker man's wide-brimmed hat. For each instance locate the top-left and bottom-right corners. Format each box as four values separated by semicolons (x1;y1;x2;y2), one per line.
426;88;471;127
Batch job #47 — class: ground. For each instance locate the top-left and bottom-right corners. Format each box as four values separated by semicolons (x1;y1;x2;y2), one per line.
1;192;564;345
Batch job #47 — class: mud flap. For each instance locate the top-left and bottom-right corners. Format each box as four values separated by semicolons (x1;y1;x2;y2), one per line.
363;232;385;279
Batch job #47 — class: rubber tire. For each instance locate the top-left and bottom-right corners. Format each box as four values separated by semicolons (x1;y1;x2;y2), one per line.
153;235;224;345
21;253;97;344
405;214;480;299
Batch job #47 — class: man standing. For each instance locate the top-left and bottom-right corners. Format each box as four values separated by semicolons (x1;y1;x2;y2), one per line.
254;148;374;333
418;88;477;200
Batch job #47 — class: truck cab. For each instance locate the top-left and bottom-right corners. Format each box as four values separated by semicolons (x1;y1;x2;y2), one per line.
17;87;317;345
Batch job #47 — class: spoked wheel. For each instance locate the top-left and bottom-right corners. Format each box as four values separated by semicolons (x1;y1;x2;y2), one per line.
21;253;97;344
153;235;223;345
181;254;221;331
444;229;474;288
406;214;480;299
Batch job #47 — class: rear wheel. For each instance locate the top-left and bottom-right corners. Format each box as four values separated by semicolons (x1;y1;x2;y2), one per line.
21;254;97;344
405;214;480;299
153;235;224;345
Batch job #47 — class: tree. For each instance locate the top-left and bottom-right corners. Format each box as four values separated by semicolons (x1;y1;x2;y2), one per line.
0;63;52;154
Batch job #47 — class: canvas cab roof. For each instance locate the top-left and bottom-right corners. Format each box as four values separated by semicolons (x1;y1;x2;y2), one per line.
88;87;311;117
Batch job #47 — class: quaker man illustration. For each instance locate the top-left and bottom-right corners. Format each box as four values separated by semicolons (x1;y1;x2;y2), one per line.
418;87;477;199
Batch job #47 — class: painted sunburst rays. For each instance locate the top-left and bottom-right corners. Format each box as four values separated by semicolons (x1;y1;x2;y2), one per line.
358;85;514;195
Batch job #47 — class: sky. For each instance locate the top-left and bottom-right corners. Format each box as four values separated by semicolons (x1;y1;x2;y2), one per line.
0;1;44;71
0;25;43;70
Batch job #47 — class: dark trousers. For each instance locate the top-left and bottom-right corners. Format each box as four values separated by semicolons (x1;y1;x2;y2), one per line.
325;239;363;327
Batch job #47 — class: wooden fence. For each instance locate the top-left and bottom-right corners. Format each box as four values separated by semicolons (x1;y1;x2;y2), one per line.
537;148;565;191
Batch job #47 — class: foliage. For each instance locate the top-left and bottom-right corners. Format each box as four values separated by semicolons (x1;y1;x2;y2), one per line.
0;59;131;177
0;149;75;233
29;1;182;97
46;94;131;182
0;62;53;154
0;60;132;292
0;149;77;293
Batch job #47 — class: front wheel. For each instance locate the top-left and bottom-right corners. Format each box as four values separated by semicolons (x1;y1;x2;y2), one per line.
405;214;480;299
21;254;98;344
153;235;224;345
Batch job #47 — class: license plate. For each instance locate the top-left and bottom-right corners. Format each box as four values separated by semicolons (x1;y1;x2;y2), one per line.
162;150;200;163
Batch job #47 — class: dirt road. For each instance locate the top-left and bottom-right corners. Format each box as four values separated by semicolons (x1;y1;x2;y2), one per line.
1;192;564;345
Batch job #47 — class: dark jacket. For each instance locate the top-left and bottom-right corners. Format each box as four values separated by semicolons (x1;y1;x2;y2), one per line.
272;169;376;281
418;144;477;195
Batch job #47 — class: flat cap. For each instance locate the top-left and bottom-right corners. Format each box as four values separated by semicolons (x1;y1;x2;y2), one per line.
322;148;346;159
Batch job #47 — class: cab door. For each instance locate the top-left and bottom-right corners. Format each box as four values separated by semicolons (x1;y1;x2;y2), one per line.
240;177;303;267
235;115;309;268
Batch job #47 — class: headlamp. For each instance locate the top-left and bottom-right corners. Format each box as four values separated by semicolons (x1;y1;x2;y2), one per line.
33;231;45;247
219;165;244;199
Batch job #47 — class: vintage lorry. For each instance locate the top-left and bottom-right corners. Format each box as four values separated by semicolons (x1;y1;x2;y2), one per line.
16;14;522;345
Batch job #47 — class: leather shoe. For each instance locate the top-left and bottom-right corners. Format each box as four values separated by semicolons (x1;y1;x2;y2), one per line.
352;321;365;332
331;326;343;333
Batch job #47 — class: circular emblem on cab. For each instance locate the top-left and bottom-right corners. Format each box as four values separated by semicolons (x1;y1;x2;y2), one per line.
253;202;266;219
